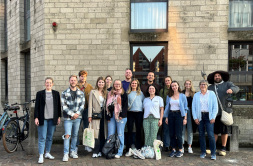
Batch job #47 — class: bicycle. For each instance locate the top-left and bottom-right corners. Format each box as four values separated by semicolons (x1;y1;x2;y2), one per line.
2;99;35;153
0;103;17;140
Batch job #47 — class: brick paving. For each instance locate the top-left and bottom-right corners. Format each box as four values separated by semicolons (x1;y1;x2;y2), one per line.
0;142;252;166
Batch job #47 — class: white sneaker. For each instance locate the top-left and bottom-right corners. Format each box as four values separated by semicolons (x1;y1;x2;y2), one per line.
70;151;78;159
62;154;69;162
125;150;132;157
38;154;44;164
97;152;102;157
181;147;184;153
133;149;145;160
85;146;92;152
92;153;98;158
45;153;55;159
188;147;193;154
115;155;120;159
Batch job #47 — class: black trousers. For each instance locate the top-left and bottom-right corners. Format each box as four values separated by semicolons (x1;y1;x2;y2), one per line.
126;111;143;150
94;109;105;154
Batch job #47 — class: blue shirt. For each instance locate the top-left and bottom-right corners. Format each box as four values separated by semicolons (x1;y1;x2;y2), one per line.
122;80;130;92
128;91;145;112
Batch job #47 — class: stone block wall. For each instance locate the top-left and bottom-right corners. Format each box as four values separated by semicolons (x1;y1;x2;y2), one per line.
1;0;253;146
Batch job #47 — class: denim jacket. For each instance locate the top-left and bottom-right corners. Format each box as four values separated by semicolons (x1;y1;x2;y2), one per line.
164;93;188;118
61;87;85;120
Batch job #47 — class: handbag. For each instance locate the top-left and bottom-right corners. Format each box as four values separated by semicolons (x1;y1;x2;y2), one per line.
83;123;95;148
92;112;102;119
214;85;233;126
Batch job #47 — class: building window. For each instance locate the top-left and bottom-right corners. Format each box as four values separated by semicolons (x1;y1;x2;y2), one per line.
1;58;8;102
4;0;8;51
229;42;253;104
229;0;253;28
130;43;167;86
25;53;31;101
24;0;30;41
130;0;168;32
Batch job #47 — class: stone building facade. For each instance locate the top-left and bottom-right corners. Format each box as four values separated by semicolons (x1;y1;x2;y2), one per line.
0;0;252;146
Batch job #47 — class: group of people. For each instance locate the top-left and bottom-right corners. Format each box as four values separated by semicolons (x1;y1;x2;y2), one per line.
34;69;239;163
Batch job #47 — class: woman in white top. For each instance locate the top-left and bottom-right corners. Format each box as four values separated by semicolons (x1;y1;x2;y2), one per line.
164;81;188;158
143;85;164;147
88;77;107;158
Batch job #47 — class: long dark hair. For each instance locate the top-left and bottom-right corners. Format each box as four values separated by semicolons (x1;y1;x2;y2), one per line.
146;84;159;97
168;81;182;97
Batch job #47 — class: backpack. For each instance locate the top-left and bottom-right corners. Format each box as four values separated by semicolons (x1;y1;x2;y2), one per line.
102;134;120;159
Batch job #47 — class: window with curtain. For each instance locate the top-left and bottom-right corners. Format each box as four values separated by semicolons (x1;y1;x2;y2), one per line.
25;0;30;41
229;0;253;28
130;0;168;32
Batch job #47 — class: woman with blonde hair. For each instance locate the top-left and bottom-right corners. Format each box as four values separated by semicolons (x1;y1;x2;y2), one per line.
106;79;128;159
88;76;107;158
125;78;144;156
182;80;196;153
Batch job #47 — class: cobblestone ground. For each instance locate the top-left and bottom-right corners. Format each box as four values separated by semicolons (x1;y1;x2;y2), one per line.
0;142;252;166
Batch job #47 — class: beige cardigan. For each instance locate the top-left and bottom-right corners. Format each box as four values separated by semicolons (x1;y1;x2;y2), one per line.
88;90;107;139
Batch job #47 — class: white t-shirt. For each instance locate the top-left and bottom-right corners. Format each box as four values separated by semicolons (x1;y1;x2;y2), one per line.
143;96;164;119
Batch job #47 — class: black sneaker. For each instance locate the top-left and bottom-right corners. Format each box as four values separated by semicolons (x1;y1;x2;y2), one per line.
176;151;183;158
169;150;176;157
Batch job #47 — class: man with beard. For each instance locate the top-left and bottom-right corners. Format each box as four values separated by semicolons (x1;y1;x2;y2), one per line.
207;71;239;156
61;75;85;162
122;68;132;92
76;70;93;152
141;72;160;97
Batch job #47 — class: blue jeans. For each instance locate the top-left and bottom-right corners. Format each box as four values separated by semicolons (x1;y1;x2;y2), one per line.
168;111;183;150
37;119;56;155
182;109;193;145
162;117;170;148
198;113;216;155
63;118;81;154
108;114;127;156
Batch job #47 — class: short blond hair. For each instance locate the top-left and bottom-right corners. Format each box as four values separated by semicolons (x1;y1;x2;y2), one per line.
69;75;78;80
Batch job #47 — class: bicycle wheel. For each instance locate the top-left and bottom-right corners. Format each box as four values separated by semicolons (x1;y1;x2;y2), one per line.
3;120;18;153
20;118;29;141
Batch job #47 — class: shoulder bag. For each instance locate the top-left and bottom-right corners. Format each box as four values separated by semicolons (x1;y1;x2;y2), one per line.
214;85;233;126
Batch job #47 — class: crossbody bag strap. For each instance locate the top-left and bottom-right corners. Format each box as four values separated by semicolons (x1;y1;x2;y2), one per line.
214;85;224;111
129;93;137;110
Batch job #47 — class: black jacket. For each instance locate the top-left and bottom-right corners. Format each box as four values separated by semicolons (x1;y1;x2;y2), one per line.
34;89;62;126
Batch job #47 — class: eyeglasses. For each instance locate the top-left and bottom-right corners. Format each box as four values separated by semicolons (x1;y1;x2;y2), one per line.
200;84;207;86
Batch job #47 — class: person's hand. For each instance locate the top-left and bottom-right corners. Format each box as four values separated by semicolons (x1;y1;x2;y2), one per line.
71;113;79;120
165;118;168;124
35;118;39;126
158;119;162;127
210;119;215;124
183;119;187;125
88;117;92;123
119;117;122;120
195;119;200;125
227;89;233;94
57;117;61;125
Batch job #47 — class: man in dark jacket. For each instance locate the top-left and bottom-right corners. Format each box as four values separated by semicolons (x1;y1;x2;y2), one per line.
207;71;239;156
141;72;160;97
